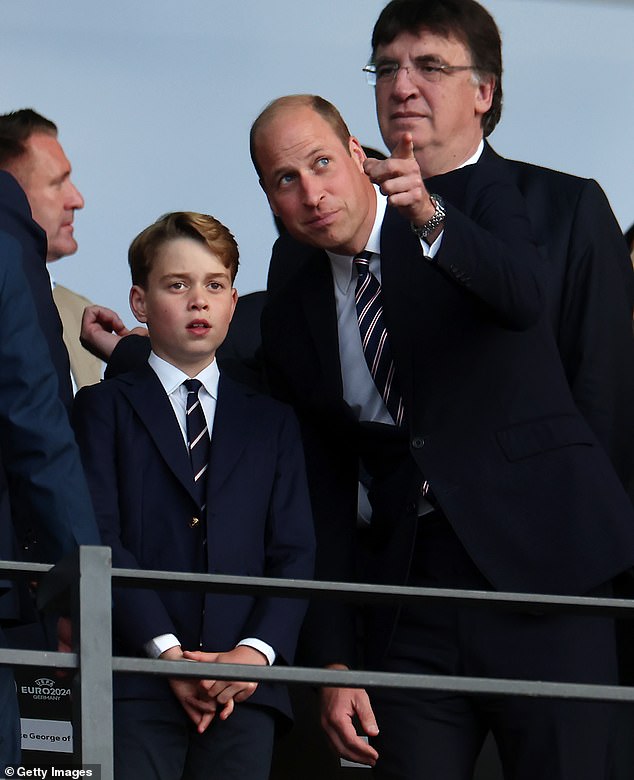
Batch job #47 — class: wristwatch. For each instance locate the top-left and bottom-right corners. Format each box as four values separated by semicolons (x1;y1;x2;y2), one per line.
411;194;446;240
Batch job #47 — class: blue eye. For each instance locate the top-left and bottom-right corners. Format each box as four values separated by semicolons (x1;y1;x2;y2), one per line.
316;157;329;168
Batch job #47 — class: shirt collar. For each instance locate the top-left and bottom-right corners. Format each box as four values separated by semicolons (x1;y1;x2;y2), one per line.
47;265;56;292
148;351;220;399
457;139;484;169
328;185;386;295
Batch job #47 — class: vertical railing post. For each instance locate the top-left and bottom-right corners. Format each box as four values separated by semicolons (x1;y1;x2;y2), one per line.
72;545;113;779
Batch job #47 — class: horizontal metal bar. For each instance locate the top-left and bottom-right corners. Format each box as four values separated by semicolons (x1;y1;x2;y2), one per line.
0;647;78;669
5;645;634;707
3;556;634;619
0;561;53;576
111;568;634;618
111;657;634;704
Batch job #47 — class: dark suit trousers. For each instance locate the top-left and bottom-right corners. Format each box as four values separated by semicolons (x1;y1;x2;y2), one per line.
113;697;275;780
370;514;617;780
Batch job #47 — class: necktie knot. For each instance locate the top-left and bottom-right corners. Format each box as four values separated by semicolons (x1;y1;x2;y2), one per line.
353;250;373;279
184;378;203;395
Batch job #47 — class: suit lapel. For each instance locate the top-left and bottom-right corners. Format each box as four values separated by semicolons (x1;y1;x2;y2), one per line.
206;376;253;498
119;365;199;506
379;206;424;416
298;249;346;403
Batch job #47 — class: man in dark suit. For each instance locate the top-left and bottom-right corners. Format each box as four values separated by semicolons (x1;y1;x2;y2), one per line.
72;211;314;780
366;0;634;488
0;109;102;391
251;92;634;780
0;224;100;771
0;170;73;410
363;2;634;776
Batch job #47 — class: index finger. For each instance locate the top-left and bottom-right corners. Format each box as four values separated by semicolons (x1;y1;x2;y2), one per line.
390;132;415;161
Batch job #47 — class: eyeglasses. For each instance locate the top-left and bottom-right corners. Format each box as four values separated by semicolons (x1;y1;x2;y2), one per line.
363;58;477;87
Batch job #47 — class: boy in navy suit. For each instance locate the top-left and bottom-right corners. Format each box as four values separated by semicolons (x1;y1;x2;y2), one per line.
72;212;315;780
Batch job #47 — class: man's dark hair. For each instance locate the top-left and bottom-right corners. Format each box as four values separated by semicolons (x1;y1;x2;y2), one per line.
372;0;503;137
0;109;58;168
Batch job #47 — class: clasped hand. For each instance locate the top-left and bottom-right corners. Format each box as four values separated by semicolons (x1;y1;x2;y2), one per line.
162;645;267;733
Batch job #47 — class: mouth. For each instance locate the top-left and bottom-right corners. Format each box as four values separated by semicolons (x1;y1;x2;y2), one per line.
305;211;339;230
186;320;211;334
390;111;426;120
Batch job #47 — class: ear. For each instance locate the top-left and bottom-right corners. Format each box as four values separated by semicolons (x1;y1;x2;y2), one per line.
474;75;495;118
349;136;367;172
229;288;238;320
129;285;148;324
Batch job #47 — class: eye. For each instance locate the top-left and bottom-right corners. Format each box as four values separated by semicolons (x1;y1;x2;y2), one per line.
279;172;295;187
208;282;223;290
316;157;329;169
375;62;398;80
170;281;186;290
417;63;442;76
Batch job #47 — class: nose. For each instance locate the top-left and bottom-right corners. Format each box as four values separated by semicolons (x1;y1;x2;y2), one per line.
66;180;85;210
391;65;419;100
300;174;324;208
189;286;209;310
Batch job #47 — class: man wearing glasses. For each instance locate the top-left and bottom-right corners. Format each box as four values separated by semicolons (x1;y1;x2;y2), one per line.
348;2;634;777
362;0;634;489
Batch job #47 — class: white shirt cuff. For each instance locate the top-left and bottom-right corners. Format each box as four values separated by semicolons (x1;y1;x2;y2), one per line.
144;633;180;658
420;229;444;259
237;638;276;665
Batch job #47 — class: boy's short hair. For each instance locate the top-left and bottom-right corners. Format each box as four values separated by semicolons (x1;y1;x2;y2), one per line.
129;211;239;288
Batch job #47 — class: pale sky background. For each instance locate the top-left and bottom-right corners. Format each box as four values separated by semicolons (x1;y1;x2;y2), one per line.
2;0;633;327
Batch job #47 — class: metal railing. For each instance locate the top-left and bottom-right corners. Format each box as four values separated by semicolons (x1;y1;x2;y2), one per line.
2;545;634;779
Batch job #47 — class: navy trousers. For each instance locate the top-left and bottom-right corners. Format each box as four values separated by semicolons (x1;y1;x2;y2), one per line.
113;697;275;780
370;513;617;780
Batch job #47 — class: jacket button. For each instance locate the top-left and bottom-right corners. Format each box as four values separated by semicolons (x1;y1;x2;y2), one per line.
412;437;425;449
190;517;200;528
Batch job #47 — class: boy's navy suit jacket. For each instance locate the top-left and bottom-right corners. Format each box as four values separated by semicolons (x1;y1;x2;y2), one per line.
72;365;315;721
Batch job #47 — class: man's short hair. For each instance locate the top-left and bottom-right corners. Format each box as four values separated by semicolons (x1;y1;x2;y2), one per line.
128;212;240;288
371;0;503;137
250;94;353;179
0;109;58;168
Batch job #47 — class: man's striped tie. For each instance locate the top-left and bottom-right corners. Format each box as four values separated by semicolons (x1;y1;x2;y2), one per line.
354;250;404;426
184;379;210;511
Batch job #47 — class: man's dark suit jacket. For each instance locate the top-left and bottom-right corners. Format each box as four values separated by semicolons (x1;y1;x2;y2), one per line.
0;171;73;411
0;229;99;620
504;152;634;488
260;146;634;669
72;365;315;721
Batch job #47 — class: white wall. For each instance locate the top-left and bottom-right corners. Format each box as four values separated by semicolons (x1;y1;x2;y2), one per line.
2;0;633;326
